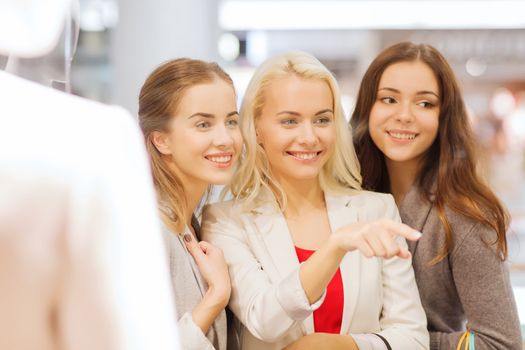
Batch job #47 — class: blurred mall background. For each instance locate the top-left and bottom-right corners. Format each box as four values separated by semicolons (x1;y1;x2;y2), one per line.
45;0;525;333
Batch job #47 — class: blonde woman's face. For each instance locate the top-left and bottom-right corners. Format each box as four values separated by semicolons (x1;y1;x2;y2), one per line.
256;75;335;185
369;61;440;170
154;78;242;189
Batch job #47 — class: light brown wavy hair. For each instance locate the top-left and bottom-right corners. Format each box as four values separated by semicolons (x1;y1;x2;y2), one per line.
138;58;234;233
351;42;509;263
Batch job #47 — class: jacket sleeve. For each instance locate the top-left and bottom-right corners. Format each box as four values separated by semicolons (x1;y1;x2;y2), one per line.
370;194;430;350
430;222;522;350
177;313;215;350
201;203;325;344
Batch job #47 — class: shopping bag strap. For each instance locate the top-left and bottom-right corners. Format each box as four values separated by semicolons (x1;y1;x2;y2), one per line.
456;330;475;350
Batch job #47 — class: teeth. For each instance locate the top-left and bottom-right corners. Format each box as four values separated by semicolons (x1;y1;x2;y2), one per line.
389;132;416;140
291;152;317;160
207;155;232;163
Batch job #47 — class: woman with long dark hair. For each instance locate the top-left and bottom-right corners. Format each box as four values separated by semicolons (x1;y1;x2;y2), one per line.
351;41;522;350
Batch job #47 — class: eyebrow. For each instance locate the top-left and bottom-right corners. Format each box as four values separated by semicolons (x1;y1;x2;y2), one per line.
188;111;239;119
378;87;439;98
276;109;334;116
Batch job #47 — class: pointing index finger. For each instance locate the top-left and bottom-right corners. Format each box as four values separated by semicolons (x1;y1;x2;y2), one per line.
382;221;422;241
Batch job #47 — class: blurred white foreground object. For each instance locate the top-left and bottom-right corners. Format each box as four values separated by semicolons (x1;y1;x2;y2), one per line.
0;0;180;349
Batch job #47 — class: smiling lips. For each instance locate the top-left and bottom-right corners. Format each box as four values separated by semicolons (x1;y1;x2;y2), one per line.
205;153;234;168
287;151;323;162
387;130;418;141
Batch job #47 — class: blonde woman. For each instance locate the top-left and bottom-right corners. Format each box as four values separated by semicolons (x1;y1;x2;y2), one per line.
138;58;243;350
201;51;429;350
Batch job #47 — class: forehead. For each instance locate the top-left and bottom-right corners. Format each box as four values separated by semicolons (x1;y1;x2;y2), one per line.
262;75;333;110
175;79;235;114
379;61;439;93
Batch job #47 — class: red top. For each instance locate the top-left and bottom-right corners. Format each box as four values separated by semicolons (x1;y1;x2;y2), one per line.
295;246;344;334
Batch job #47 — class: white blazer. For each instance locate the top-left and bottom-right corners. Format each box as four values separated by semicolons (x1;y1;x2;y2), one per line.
201;190;429;350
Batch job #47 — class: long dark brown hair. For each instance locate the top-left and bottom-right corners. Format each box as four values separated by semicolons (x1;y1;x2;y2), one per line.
351;42;509;263
138;58;234;233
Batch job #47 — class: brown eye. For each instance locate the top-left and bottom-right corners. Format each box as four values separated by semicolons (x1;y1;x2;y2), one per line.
381;97;396;104
417;101;434;108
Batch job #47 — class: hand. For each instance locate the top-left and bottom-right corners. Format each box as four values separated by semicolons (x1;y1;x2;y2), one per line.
331;219;421;259
284;333;358;350
184;233;231;306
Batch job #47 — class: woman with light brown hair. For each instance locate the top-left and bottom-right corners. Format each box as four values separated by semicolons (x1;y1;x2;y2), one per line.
351;41;522;349
138;58;243;350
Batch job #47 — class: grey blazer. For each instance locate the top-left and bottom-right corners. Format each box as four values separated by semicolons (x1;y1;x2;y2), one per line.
399;186;522;350
162;220;227;350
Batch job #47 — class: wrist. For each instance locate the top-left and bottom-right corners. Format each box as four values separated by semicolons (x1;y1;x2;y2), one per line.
327;232;348;258
204;285;230;308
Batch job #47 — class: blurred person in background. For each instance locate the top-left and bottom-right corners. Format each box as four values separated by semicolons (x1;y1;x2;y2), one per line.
351;41;522;350
0;0;180;349
201;51;429;350
138;58;243;350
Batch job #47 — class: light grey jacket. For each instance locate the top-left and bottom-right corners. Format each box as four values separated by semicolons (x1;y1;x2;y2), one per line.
162;221;227;350
399;186;522;350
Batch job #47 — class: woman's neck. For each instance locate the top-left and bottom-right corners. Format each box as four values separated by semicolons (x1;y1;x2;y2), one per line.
166;162;207;228
184;183;207;228
279;177;325;218
385;159;420;206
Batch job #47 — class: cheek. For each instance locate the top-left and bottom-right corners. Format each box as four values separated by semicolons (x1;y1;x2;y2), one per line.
177;131;209;157
166;131;185;157
422;114;439;138
368;105;384;131
368;118;383;147
263;139;282;156
259;126;284;151
233;130;244;151
320;127;336;150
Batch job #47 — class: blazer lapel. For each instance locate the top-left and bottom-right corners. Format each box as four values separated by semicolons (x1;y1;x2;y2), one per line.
325;193;361;335
398;186;433;255
251;197;317;334
252;202;299;281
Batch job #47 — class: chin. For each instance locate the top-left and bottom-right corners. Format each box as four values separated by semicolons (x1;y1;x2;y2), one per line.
291;173;321;181
386;154;417;163
206;174;234;186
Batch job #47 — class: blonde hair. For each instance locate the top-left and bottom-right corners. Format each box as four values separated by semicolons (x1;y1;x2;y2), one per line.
138;58;234;233
226;51;362;210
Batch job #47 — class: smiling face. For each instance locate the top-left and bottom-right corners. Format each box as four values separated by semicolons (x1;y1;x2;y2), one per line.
153;78;242;190
256;74;335;185
369;60;440;171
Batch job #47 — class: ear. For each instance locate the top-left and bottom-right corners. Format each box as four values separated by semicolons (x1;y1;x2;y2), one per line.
255;127;263;145
151;131;172;155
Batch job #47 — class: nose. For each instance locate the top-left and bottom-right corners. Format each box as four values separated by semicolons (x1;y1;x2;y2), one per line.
395;101;414;123
213;124;235;148
297;121;318;146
